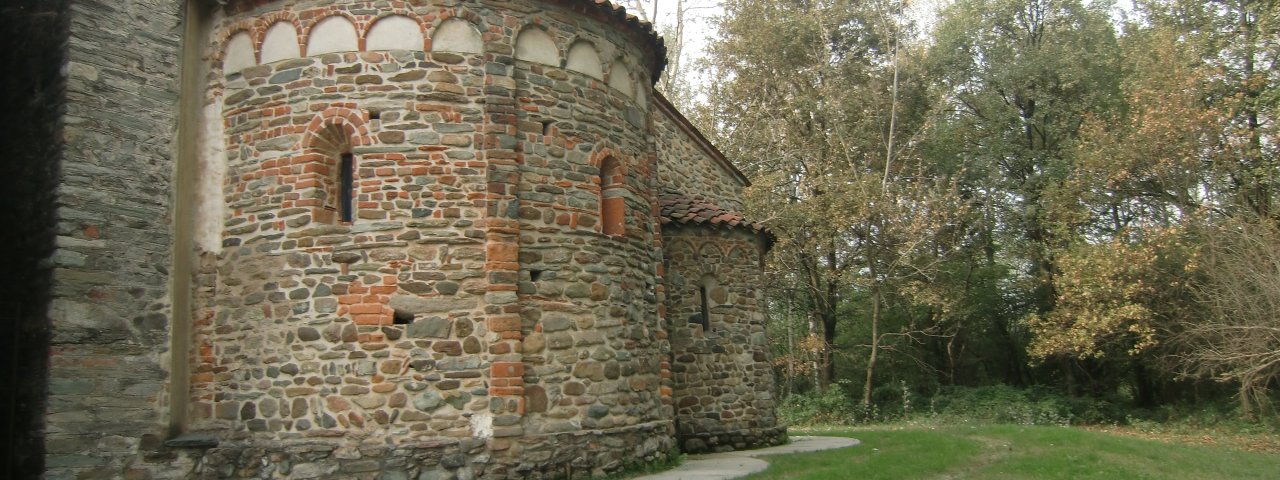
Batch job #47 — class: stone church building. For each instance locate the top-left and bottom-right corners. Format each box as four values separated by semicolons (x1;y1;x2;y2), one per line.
2;0;783;478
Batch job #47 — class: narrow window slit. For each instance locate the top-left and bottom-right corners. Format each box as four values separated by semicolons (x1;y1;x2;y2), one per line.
698;284;710;331
540;120;555;136
530;269;544;282
339;153;354;222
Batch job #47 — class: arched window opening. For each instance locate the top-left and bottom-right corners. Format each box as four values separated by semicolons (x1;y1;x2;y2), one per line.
339;153;354;222
306;121;358;225
600;156;625;236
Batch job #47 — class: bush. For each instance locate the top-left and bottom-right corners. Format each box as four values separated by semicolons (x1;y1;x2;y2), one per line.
779;384;1136;427
779;382;886;425
927;385;1127;426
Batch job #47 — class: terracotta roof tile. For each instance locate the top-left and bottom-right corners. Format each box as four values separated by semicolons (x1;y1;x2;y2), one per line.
658;193;775;248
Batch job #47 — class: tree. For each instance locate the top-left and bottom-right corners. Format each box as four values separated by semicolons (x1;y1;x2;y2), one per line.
705;0;952;394
927;0;1124;312
925;0;1125;393
1178;220;1280;418
1140;0;1280;220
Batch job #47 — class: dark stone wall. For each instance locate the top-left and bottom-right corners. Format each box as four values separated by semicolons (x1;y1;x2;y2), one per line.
42;0;185;478
663;226;785;453
0;1;70;478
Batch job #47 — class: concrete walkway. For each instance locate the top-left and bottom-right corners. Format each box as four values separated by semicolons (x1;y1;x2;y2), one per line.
632;436;860;480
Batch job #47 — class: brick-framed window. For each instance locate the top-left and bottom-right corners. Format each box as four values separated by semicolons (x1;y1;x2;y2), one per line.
600;156;625;236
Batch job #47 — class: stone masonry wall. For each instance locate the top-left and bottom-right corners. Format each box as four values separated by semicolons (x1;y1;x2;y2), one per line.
33;0;781;477
185;0;674;477
513;24;668;450
662;226;784;453
653;104;745;211
43;0;187;478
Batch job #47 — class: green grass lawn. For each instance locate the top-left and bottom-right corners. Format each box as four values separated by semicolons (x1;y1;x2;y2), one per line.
745;425;1280;479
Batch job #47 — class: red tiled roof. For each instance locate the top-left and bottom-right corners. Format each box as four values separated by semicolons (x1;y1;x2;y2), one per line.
658;193;775;247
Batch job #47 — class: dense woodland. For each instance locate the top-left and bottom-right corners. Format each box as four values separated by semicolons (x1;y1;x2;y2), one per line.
654;0;1280;423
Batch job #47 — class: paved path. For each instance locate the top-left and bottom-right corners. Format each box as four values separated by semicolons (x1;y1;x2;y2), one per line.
632;436;860;480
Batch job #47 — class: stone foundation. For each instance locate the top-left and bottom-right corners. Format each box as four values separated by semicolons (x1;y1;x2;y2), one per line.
155;421;674;479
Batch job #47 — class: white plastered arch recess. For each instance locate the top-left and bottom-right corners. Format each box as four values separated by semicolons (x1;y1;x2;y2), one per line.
260;21;301;63
367;15;424;51
431;17;482;54
306;16;358;55
515;27;559;66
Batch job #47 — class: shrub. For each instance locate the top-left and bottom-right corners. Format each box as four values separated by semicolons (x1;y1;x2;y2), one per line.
779;383;886;425
926;385;1128;426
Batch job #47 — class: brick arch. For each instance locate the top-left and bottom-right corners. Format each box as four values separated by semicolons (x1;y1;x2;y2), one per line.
697;242;727;268
298;9;361;34
218;30;257;75
299;107;373;151
253;11;303;63
357;3;423;26
430;7;486;31
664;239;696;256
427;15;484;54
296;107;375;223
514;22;561;66
364;12;428;51
299;11;361;55
565;39;604;79
588;144;627;170
212;24;256;69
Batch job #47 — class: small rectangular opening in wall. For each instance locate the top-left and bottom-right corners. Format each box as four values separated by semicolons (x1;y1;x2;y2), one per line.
698;285;711;331
339;153;354;222
369;110;381;120
392;309;413;325
540;120;555;136
530;269;544;282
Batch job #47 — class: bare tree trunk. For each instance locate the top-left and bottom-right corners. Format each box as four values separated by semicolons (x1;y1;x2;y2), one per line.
946;324;959;385
863;284;881;406
785;292;794;397
1240;382;1255;421
1061;357;1077;397
808;312;823;392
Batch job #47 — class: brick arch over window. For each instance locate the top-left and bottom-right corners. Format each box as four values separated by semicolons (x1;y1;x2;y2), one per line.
260;20;301;64
221;30;255;74
599;156;625;236
305;15;358;56
299;108;372;224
